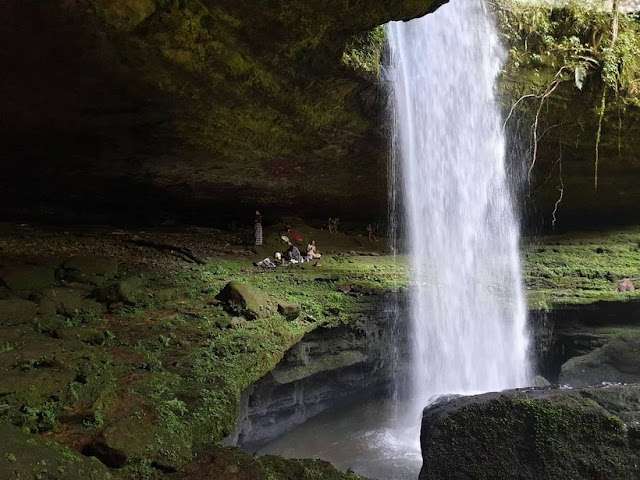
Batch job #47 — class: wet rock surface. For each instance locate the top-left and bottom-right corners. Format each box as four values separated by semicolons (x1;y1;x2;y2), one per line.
420;385;640;480
232;293;405;448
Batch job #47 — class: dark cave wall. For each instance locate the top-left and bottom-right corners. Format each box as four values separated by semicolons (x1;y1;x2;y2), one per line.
0;0;445;225
2;0;639;228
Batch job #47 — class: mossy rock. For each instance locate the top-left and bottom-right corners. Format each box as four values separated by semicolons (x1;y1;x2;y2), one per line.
39;288;106;319
277;302;301;321
0;265;56;294
216;281;271;320
420;385;640;480
560;332;640;387
179;446;364;480
101;413;156;462
61;256;119;287
0;421;112;479
0;298;38;326
94;276;147;306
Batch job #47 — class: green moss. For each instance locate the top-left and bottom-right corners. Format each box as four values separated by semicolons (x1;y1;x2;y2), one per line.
524;227;640;308
494;0;640;102
424;388;640;479
342;26;386;79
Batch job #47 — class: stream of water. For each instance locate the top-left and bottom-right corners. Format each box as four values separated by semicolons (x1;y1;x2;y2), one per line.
260;1;530;478
387;0;531;430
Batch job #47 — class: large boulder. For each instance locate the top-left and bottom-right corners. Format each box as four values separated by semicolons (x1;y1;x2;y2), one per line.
94;276;146;306
559;333;640;387
420;385;640;480
61;256;118;286
216;282;270;320
0;264;56;294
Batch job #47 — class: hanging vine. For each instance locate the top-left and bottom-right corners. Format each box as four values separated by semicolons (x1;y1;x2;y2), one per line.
594;0;620;191
494;0;640;224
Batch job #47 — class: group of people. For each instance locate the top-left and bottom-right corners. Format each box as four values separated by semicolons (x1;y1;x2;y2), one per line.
253;212;322;269
255;237;322;269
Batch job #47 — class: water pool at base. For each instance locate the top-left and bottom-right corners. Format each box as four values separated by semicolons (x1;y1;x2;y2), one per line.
258;398;422;480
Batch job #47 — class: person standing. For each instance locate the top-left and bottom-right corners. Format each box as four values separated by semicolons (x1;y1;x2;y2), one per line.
254;210;263;246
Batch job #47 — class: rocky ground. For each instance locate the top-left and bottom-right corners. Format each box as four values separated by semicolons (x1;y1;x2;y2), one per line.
0;222;388;479
1;222;639;479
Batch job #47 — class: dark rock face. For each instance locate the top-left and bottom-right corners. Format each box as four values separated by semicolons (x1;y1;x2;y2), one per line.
420;385;640;480
231;293;405;448
560;332;640;387
529;300;640;381
0;0;445;225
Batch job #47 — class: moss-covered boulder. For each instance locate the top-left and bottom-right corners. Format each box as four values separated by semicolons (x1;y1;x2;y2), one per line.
560;332;640;387
0;265;57;295
180;446;364;480
277;302;301;321
420;385;640;480
217;281;271;320
94;276;147;306
61;256;119;286
0;421;112;480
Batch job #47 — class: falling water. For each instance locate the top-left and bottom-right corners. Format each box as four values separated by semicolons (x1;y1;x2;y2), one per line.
387;0;531;429
259;3;531;478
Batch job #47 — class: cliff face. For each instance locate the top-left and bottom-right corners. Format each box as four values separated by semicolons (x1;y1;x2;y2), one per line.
0;0;444;225
2;0;639;228
495;1;640;228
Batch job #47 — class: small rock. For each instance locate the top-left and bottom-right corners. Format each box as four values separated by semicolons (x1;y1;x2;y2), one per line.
230;317;246;328
618;278;635;292
533;375;552;388
277;302;301;321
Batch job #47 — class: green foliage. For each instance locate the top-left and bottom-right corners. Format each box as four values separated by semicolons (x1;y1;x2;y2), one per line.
494;0;640;102
342;26;386;78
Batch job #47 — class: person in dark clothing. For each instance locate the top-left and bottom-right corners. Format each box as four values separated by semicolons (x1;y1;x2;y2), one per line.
285;242;303;263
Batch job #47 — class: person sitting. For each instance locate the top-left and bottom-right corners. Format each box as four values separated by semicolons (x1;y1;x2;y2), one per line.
306;240;322;260
285;225;304;244
286;243;303;263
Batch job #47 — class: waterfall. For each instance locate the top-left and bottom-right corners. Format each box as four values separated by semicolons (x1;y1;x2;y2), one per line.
387;0;531;430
